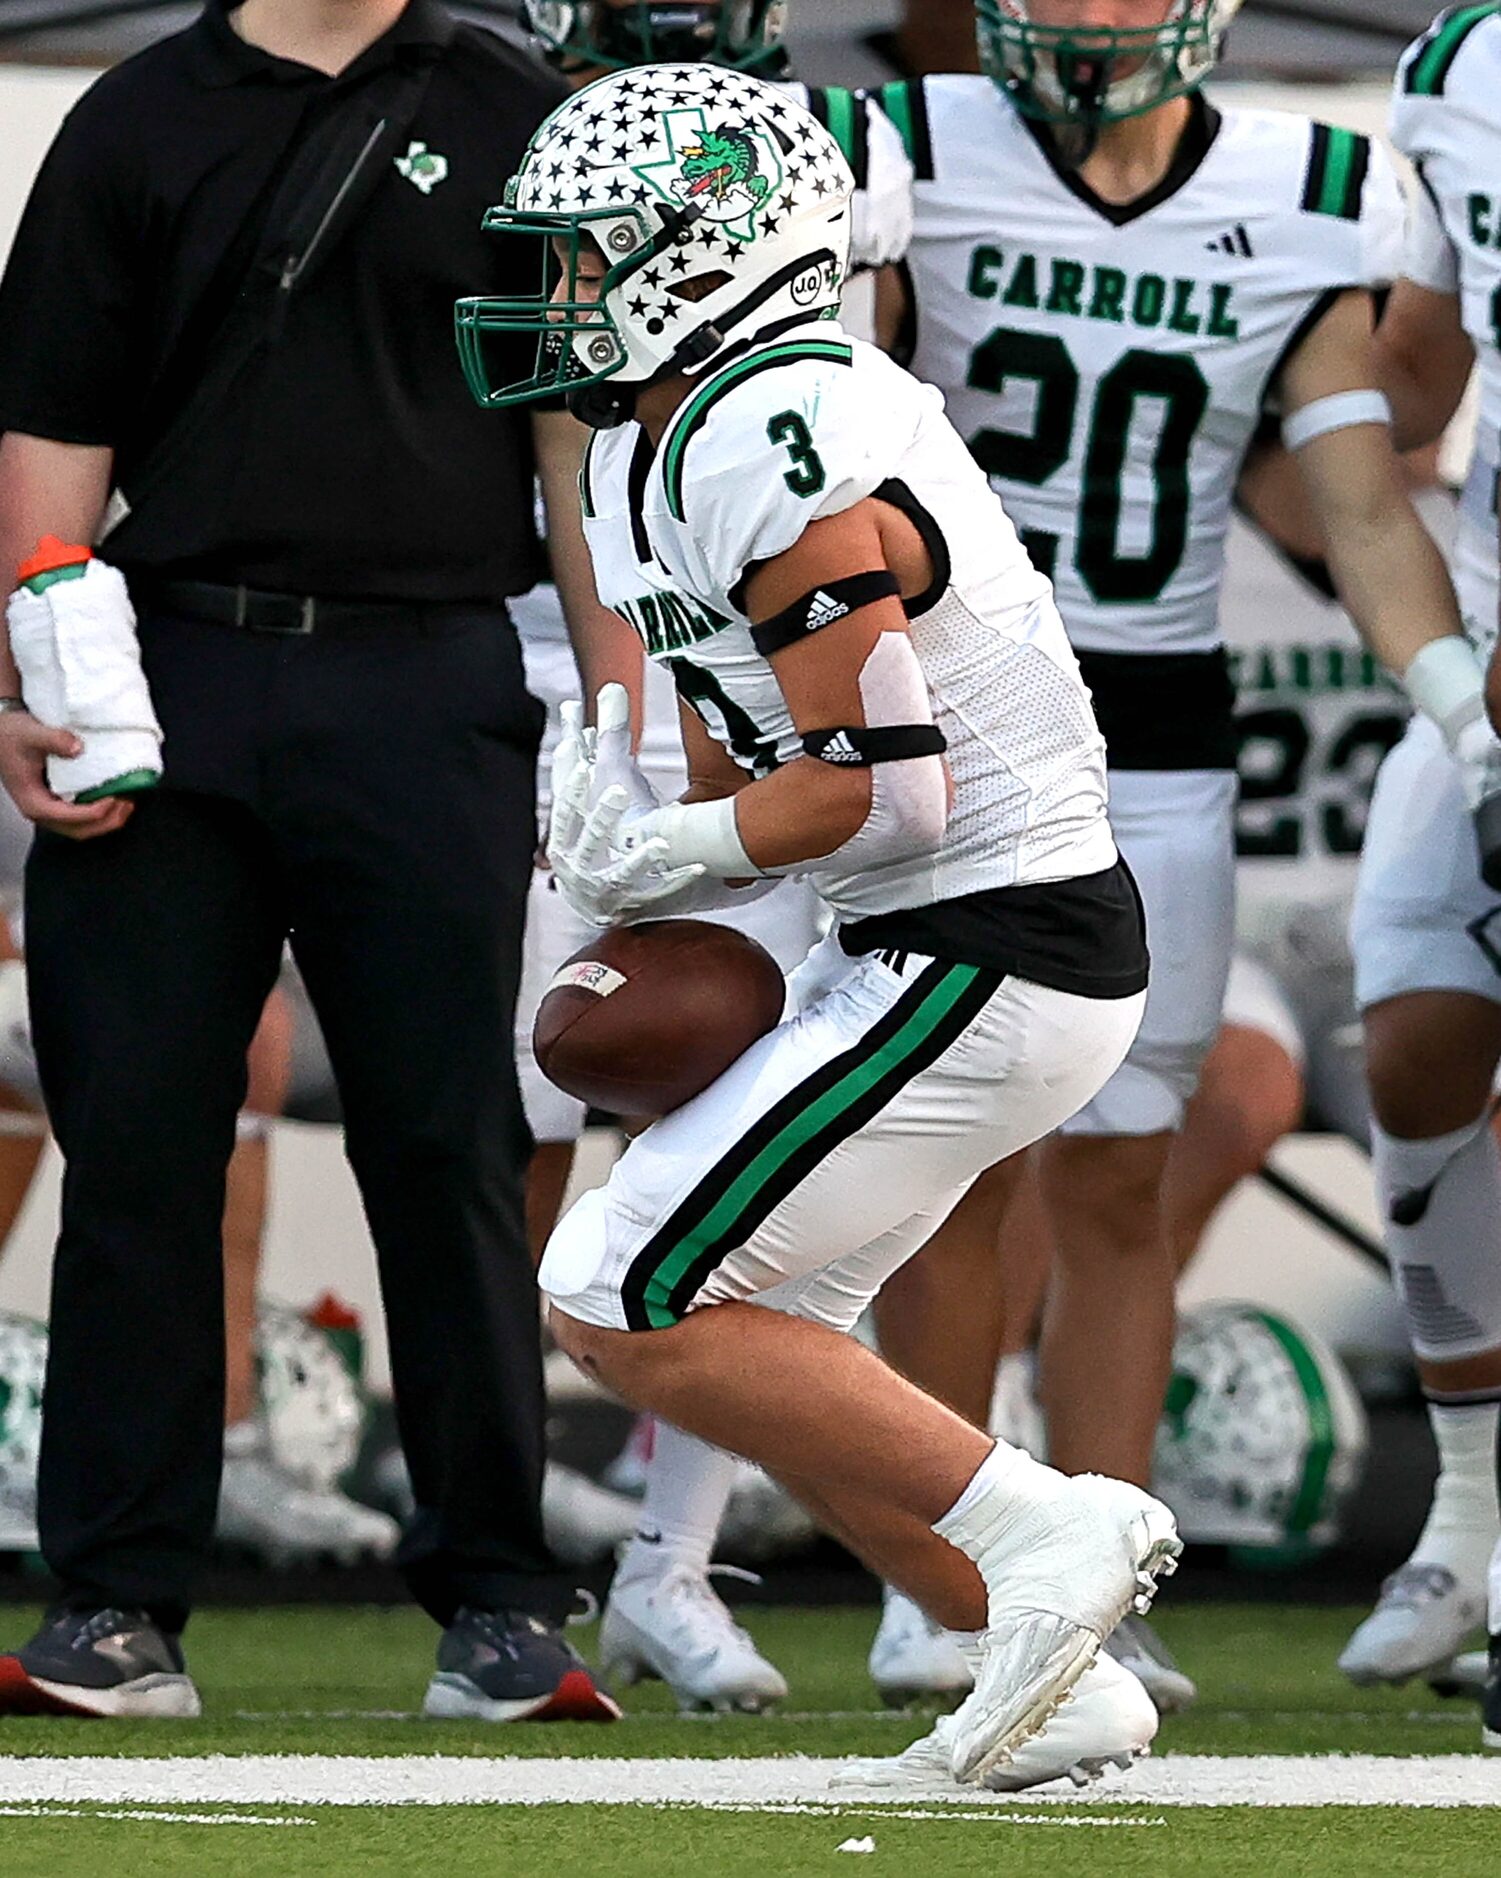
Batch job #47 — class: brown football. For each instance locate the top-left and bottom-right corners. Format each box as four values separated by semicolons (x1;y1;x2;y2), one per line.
534;918;787;1117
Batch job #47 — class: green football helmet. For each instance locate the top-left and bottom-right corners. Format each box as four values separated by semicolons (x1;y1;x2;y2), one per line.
523;1;789;76
977;0;1243;139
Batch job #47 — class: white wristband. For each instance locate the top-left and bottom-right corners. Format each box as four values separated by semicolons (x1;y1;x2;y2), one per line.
1402;635;1486;747
637;797;760;878
1282;388;1392;452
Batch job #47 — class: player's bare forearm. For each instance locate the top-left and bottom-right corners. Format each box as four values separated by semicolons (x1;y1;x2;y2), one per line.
1301;431;1465;674
533;408;645;734
0;432;113;690
1374;278;1473;454
674;698;867;866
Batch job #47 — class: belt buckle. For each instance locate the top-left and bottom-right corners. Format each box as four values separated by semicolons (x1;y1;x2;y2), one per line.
296;595;316;635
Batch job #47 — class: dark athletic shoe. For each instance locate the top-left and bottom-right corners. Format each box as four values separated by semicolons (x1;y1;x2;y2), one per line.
422;1606;621;1722
0;1607;201;1717
1483;1634;1501;1750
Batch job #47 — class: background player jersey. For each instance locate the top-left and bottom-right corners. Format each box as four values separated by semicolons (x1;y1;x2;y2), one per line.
1391;5;1501;659
885;77;1403;662
580;326;1119;923
511;82;912;753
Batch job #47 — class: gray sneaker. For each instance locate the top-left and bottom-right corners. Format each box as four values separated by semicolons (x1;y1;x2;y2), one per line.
0;1607;201;1718
1104;1612;1197;1714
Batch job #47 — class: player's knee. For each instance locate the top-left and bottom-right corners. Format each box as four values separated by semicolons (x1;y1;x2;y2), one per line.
548;1306;624;1379
1364;993;1501;1137
1043;1134;1172;1260
1189;1026;1305;1176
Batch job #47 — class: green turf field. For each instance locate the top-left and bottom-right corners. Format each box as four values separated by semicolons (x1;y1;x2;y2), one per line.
0;1601;1496;1874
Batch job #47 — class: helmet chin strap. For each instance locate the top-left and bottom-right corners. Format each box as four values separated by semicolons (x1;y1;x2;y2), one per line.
1050;50;1112;166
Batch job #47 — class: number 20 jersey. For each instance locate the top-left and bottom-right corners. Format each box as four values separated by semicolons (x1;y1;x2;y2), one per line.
886;79;1404;659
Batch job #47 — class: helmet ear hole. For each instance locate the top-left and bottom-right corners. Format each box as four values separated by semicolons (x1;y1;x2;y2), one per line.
667;269;732;304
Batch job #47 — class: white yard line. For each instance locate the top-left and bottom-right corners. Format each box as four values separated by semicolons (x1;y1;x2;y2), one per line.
0;1755;1499;1809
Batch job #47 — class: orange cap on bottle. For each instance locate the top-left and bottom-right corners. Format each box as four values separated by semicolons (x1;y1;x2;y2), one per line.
17;536;92;586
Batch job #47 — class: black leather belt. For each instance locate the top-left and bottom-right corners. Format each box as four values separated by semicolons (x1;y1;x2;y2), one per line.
134;578;468;635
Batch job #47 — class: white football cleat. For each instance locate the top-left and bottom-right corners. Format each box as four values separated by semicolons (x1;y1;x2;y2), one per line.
868;1587;973;1707
217;1428;399;1568
831;1653;1157;1793
1338;1560;1488;1686
542;1463;644;1566
600;1563;789;1713
1104;1612;1197;1714
945;1471;1180;1785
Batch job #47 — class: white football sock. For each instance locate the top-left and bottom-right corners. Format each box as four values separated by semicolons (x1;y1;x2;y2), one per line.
1416;1402;1501;1558
1489;1532;1501;1634
612;1420;738;1584
932;1439;1057;1561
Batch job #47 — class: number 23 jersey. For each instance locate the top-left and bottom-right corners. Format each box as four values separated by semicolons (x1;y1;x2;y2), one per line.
886;79;1403;659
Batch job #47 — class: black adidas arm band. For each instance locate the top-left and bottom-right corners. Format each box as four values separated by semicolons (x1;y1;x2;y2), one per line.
802;724;947;766
750;570;901;656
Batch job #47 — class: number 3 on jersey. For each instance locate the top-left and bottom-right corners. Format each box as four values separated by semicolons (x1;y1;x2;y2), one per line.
768;411;826;497
966;329;1208;602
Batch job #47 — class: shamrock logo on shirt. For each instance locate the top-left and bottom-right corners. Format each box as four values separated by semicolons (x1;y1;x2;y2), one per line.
395;141;449;195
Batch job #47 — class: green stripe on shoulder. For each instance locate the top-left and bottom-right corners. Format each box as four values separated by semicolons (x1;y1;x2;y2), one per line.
1300;123;1370;221
661;339;854;524
1405;0;1497;94
876;78;934;181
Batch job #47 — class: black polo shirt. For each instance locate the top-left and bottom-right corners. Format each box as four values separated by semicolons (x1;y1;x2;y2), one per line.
0;0;565;603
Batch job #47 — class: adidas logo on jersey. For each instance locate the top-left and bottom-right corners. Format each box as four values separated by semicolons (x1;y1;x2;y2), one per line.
806;589;849;631
818;731;863;764
1206;223;1255;258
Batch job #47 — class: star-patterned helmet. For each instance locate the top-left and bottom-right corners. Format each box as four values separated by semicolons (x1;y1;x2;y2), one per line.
522;1;790;79
455;65;853;427
978;0;1243;141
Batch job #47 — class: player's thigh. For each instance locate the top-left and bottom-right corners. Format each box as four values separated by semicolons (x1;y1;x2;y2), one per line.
1352;714;1501;1012
1062;769;1237;1138
540;948;1142;1332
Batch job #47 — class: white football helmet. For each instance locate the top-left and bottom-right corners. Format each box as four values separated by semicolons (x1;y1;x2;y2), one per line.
456;64;853;428
257;1301;366;1495
0;1311;44;1551
1153;1301;1368;1559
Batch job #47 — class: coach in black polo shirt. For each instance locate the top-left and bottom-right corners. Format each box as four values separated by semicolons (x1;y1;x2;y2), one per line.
0;0;618;1720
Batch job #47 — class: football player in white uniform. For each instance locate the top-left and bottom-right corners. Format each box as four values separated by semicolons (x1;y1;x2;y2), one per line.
1338;6;1501;1726
458;65;1187;1790
510;0;915;1714
865;0;1490;1708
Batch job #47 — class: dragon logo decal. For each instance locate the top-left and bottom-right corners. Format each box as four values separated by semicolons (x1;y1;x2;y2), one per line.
633;108;785;244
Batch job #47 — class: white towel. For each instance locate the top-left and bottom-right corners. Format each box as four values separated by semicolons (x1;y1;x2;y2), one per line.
6;559;162;802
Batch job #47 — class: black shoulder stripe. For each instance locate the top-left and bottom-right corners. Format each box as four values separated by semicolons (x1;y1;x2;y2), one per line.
1300;124;1370;222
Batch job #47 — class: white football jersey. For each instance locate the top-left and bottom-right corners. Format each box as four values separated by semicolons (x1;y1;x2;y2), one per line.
888;77;1404;658
1391;6;1501;658
579;324;1119;922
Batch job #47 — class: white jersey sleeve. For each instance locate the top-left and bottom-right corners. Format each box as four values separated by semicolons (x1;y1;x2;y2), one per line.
662;337;921;609
1389;6;1501;654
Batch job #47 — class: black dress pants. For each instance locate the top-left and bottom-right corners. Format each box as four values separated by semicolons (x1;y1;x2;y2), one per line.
25;604;562;1632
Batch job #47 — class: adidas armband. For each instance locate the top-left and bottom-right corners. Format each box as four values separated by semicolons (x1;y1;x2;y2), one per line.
1282;389;1391;452
751;571;900;656
802;724;947;766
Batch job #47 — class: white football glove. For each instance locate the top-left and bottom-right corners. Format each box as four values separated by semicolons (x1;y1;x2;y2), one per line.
546;687;705;926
